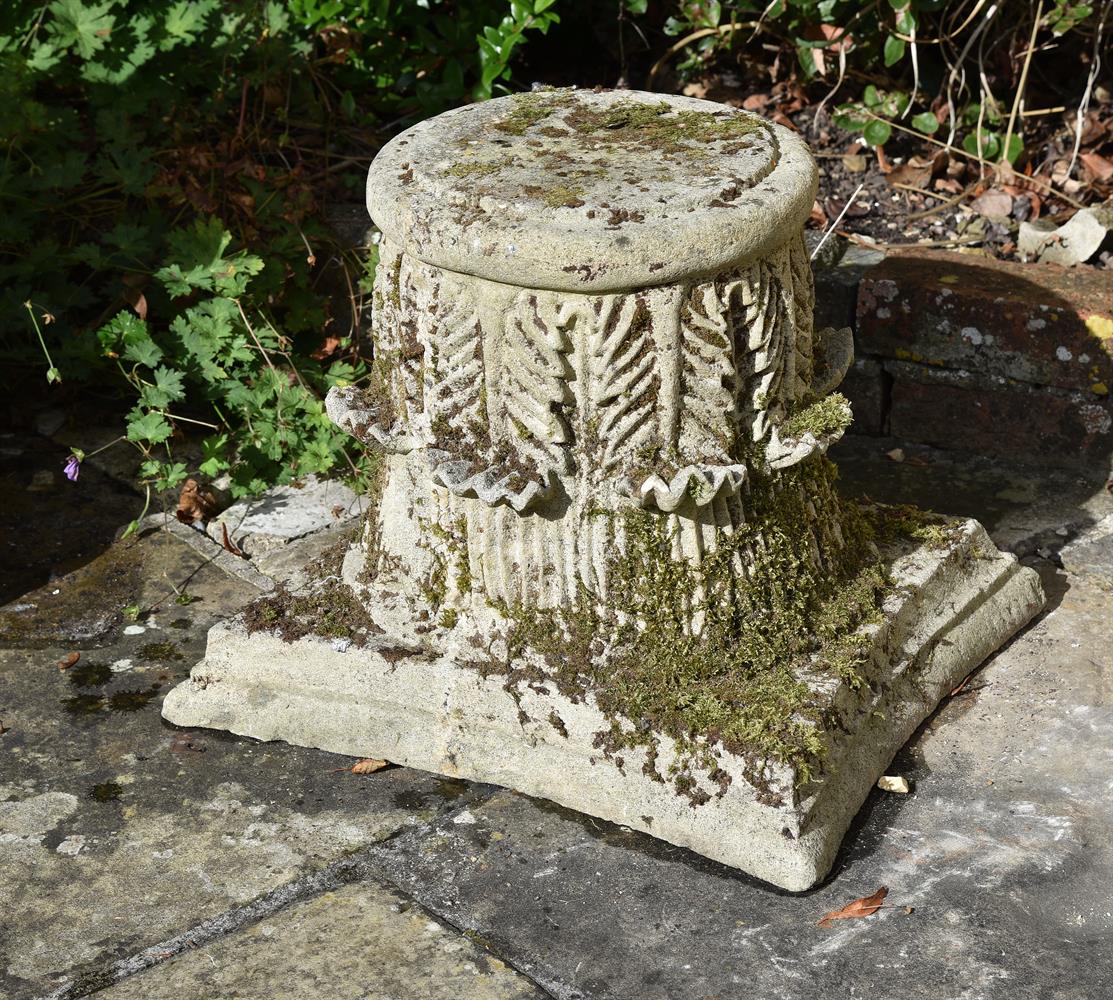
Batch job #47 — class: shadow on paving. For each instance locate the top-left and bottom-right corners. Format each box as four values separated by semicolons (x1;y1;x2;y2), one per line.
0;431;140;608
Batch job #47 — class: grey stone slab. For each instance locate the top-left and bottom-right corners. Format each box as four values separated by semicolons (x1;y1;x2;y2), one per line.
355;566;1113;1000
96;882;544;1000
0;532;469;1000
206;475;366;557
812;241;886;331
1059;513;1113;587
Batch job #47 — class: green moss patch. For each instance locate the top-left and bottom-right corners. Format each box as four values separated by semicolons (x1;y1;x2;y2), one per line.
782;393;853;439
243;579;383;645
486;459;890;802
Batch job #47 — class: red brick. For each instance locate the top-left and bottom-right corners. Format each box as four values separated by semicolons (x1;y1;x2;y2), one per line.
857;250;1113;398
886;360;1113;467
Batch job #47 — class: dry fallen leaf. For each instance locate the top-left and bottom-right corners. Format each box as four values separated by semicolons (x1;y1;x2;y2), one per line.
886;447;905;463
310;334;342;361
1080;152;1113;183
886;155;934;190
950;673;975;696
970;188;1013;222
123;287;148;321
58;652;80;671
176;478;220;525
220;523;246;558
817;886;889;928
934;177;964;195
349;757;389;775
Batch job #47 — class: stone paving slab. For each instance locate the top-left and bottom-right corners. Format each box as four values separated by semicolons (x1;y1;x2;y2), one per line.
4;443;1113;999
96;882;544;1000
354;565;1113;1000
831;434;1113;558
0;531;477;1000
205;475;365;557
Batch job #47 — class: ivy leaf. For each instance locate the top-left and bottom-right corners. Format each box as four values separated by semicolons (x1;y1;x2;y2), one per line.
1002;133;1023;165
863;119;892;147
46;0;116;60
963;131;1000;159
126;409;173;444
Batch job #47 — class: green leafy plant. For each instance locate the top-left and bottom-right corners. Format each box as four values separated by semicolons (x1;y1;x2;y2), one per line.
95;217;365;503
3;0;557;510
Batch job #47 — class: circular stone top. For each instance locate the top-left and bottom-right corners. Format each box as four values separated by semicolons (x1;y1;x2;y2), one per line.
367;88;818;293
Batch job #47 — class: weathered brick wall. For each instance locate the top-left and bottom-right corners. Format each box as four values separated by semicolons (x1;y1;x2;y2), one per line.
816;248;1113;468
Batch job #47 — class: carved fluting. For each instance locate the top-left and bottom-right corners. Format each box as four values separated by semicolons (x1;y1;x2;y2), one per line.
335;229;847;616
678;281;738;463
788;234;815;402
589;295;659;477
735;260;787;444
494;292;574;476
424;269;484;443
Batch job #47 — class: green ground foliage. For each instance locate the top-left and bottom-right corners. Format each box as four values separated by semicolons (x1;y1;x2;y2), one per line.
3;0;558;508
647;1;1098;161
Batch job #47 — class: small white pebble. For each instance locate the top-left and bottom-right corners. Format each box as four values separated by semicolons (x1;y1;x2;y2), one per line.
452;810;477;825
877;775;910;794
56;835;85;856
123;625;146;636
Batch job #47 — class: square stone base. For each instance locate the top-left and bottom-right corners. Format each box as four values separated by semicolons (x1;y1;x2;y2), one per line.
162;519;1043;891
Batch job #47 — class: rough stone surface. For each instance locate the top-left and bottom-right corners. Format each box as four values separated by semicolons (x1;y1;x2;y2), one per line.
163;520;1042;892
839;357;887;435
1059;512;1113;587
812;242;885;332
3;439;1112;999
831;434;1113;559
206;475;365;556
342;564;1113;1000
97;883;543;1000
0;531;462;1000
856;250;1113;397
369;88;817;292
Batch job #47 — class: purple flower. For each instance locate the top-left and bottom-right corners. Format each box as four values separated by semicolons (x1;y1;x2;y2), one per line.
63;455;80;481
